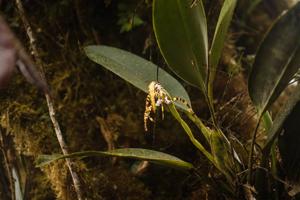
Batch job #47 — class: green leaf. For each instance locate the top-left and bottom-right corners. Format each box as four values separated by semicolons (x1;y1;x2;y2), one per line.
117;15;144;33
248;2;300;114
262;84;300;182
166;100;238;181
84;45;191;111
208;0;237;99
263;84;300;153
36;148;194;170
167;102;214;164
153;0;208;91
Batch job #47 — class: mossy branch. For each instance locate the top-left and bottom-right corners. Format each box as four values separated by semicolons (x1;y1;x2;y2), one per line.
14;1;87;199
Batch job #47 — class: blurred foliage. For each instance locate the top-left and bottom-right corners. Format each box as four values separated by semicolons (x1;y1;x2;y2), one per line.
117;3;144;33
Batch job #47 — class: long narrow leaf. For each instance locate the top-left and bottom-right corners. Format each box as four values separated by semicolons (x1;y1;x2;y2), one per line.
248;2;300;114
153;0;208;91
263;84;300;153
36;148;194;170
84;45;191;111
262;84;300;182
208;0;237;100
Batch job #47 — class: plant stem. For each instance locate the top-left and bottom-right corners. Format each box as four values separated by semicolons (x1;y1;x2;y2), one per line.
14;1;86;199
262;112;279;200
262;112;276;176
184;109;211;142
205;93;218;128
168;105;214;163
247;112;263;184
168;104;234;182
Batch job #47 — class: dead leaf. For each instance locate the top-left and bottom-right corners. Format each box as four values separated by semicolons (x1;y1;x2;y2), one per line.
243;184;257;200
131;161;149;176
96;116;116;151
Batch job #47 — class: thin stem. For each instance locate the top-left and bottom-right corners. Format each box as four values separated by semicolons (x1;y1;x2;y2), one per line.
168;104;234;182
184;109;211;142
205;93;218;128
170;106;214;162
14;1;86;199
262;112;279;200
262;112;276;175
247;113;263;183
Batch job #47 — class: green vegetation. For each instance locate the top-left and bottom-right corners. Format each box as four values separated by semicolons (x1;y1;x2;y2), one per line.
1;0;300;199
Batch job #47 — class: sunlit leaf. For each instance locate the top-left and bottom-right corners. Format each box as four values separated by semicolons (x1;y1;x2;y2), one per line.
167;102;213;164
208;0;237;99
153;0;208;91
84;45;191;111
36;148;194;170
248;2;300;114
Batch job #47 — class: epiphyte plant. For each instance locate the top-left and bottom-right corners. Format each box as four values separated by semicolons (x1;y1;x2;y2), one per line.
37;1;300;199
39;0;239;190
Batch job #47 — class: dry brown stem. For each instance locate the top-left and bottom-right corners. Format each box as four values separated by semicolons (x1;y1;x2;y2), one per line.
14;0;87;199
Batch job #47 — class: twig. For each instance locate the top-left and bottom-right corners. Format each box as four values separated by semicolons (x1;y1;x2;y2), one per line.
14;1;85;199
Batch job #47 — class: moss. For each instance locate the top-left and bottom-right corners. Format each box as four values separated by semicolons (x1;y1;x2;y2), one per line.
0;0;281;199
83;166;151;200
0;1;154;198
